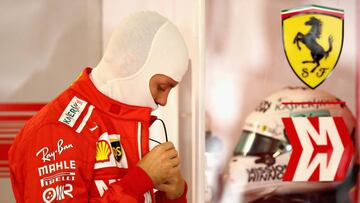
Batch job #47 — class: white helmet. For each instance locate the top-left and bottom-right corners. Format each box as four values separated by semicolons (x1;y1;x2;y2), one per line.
221;87;356;203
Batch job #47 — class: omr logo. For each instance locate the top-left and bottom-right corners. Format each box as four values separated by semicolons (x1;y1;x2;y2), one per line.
282;117;353;181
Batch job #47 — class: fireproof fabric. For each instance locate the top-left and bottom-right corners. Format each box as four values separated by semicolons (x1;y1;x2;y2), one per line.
8;68;187;203
91;11;189;110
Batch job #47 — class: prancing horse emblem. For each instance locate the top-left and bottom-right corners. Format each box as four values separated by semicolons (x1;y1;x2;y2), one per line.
282;5;344;89
293;17;333;73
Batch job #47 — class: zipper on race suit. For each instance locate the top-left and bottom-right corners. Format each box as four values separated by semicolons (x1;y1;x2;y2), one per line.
137;122;152;203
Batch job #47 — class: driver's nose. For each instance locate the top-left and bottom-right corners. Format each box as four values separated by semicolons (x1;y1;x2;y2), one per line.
155;93;169;106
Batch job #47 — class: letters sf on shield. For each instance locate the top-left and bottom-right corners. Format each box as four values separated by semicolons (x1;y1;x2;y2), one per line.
281;117;353;182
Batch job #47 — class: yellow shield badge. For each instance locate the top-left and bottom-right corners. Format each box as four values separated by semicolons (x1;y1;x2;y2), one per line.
282;5;344;89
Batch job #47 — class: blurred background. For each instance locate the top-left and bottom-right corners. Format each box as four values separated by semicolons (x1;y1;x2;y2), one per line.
204;0;359;203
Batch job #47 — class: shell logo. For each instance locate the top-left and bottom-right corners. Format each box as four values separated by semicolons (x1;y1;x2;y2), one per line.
95;140;111;162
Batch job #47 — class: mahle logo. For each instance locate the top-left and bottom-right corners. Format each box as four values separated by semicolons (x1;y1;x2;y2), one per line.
282;117;353;181
282;5;344;89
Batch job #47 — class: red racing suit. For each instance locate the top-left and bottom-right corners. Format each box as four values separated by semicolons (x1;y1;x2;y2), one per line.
8;67;187;203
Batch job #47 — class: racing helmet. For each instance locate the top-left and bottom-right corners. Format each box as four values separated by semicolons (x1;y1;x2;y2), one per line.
222;87;356;203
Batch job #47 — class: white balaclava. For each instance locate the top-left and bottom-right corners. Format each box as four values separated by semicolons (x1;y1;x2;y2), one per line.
90;11;189;110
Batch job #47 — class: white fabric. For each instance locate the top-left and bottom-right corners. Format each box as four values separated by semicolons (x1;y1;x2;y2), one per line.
91;11;189;110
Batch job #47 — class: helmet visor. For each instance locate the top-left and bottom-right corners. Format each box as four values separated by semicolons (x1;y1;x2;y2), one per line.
233;130;290;157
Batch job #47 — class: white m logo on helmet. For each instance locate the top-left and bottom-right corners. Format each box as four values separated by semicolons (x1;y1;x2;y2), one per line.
282;117;353;181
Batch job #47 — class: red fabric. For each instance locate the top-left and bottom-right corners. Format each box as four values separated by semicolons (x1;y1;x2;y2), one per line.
8;67;187;203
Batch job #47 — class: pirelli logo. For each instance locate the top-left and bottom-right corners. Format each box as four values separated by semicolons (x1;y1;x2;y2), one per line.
58;96;87;127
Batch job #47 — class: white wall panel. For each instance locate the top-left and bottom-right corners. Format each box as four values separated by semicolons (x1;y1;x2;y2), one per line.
0;1;102;202
0;0;102;102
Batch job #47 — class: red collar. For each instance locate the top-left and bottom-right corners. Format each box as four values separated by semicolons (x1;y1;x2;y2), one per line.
70;67;152;123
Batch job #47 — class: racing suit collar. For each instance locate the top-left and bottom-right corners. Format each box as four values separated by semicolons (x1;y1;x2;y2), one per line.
70;67;152;123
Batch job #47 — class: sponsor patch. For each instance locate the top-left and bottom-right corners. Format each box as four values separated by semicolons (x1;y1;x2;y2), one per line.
58;96;87;127
40;172;75;187
110;139;123;162
95;141;111;163
94;133;128;169
255;100;272;113
247;164;286;182
275;98;342;112
42;184;73;202
38;160;76;177
36;139;74;163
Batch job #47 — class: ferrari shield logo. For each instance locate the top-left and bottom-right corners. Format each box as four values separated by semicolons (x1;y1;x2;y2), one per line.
282;5;344;89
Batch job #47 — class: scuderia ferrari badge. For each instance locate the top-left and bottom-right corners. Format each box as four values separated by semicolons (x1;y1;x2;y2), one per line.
281;5;344;89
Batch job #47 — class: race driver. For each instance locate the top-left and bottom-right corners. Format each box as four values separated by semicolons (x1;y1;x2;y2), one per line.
8;11;189;203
